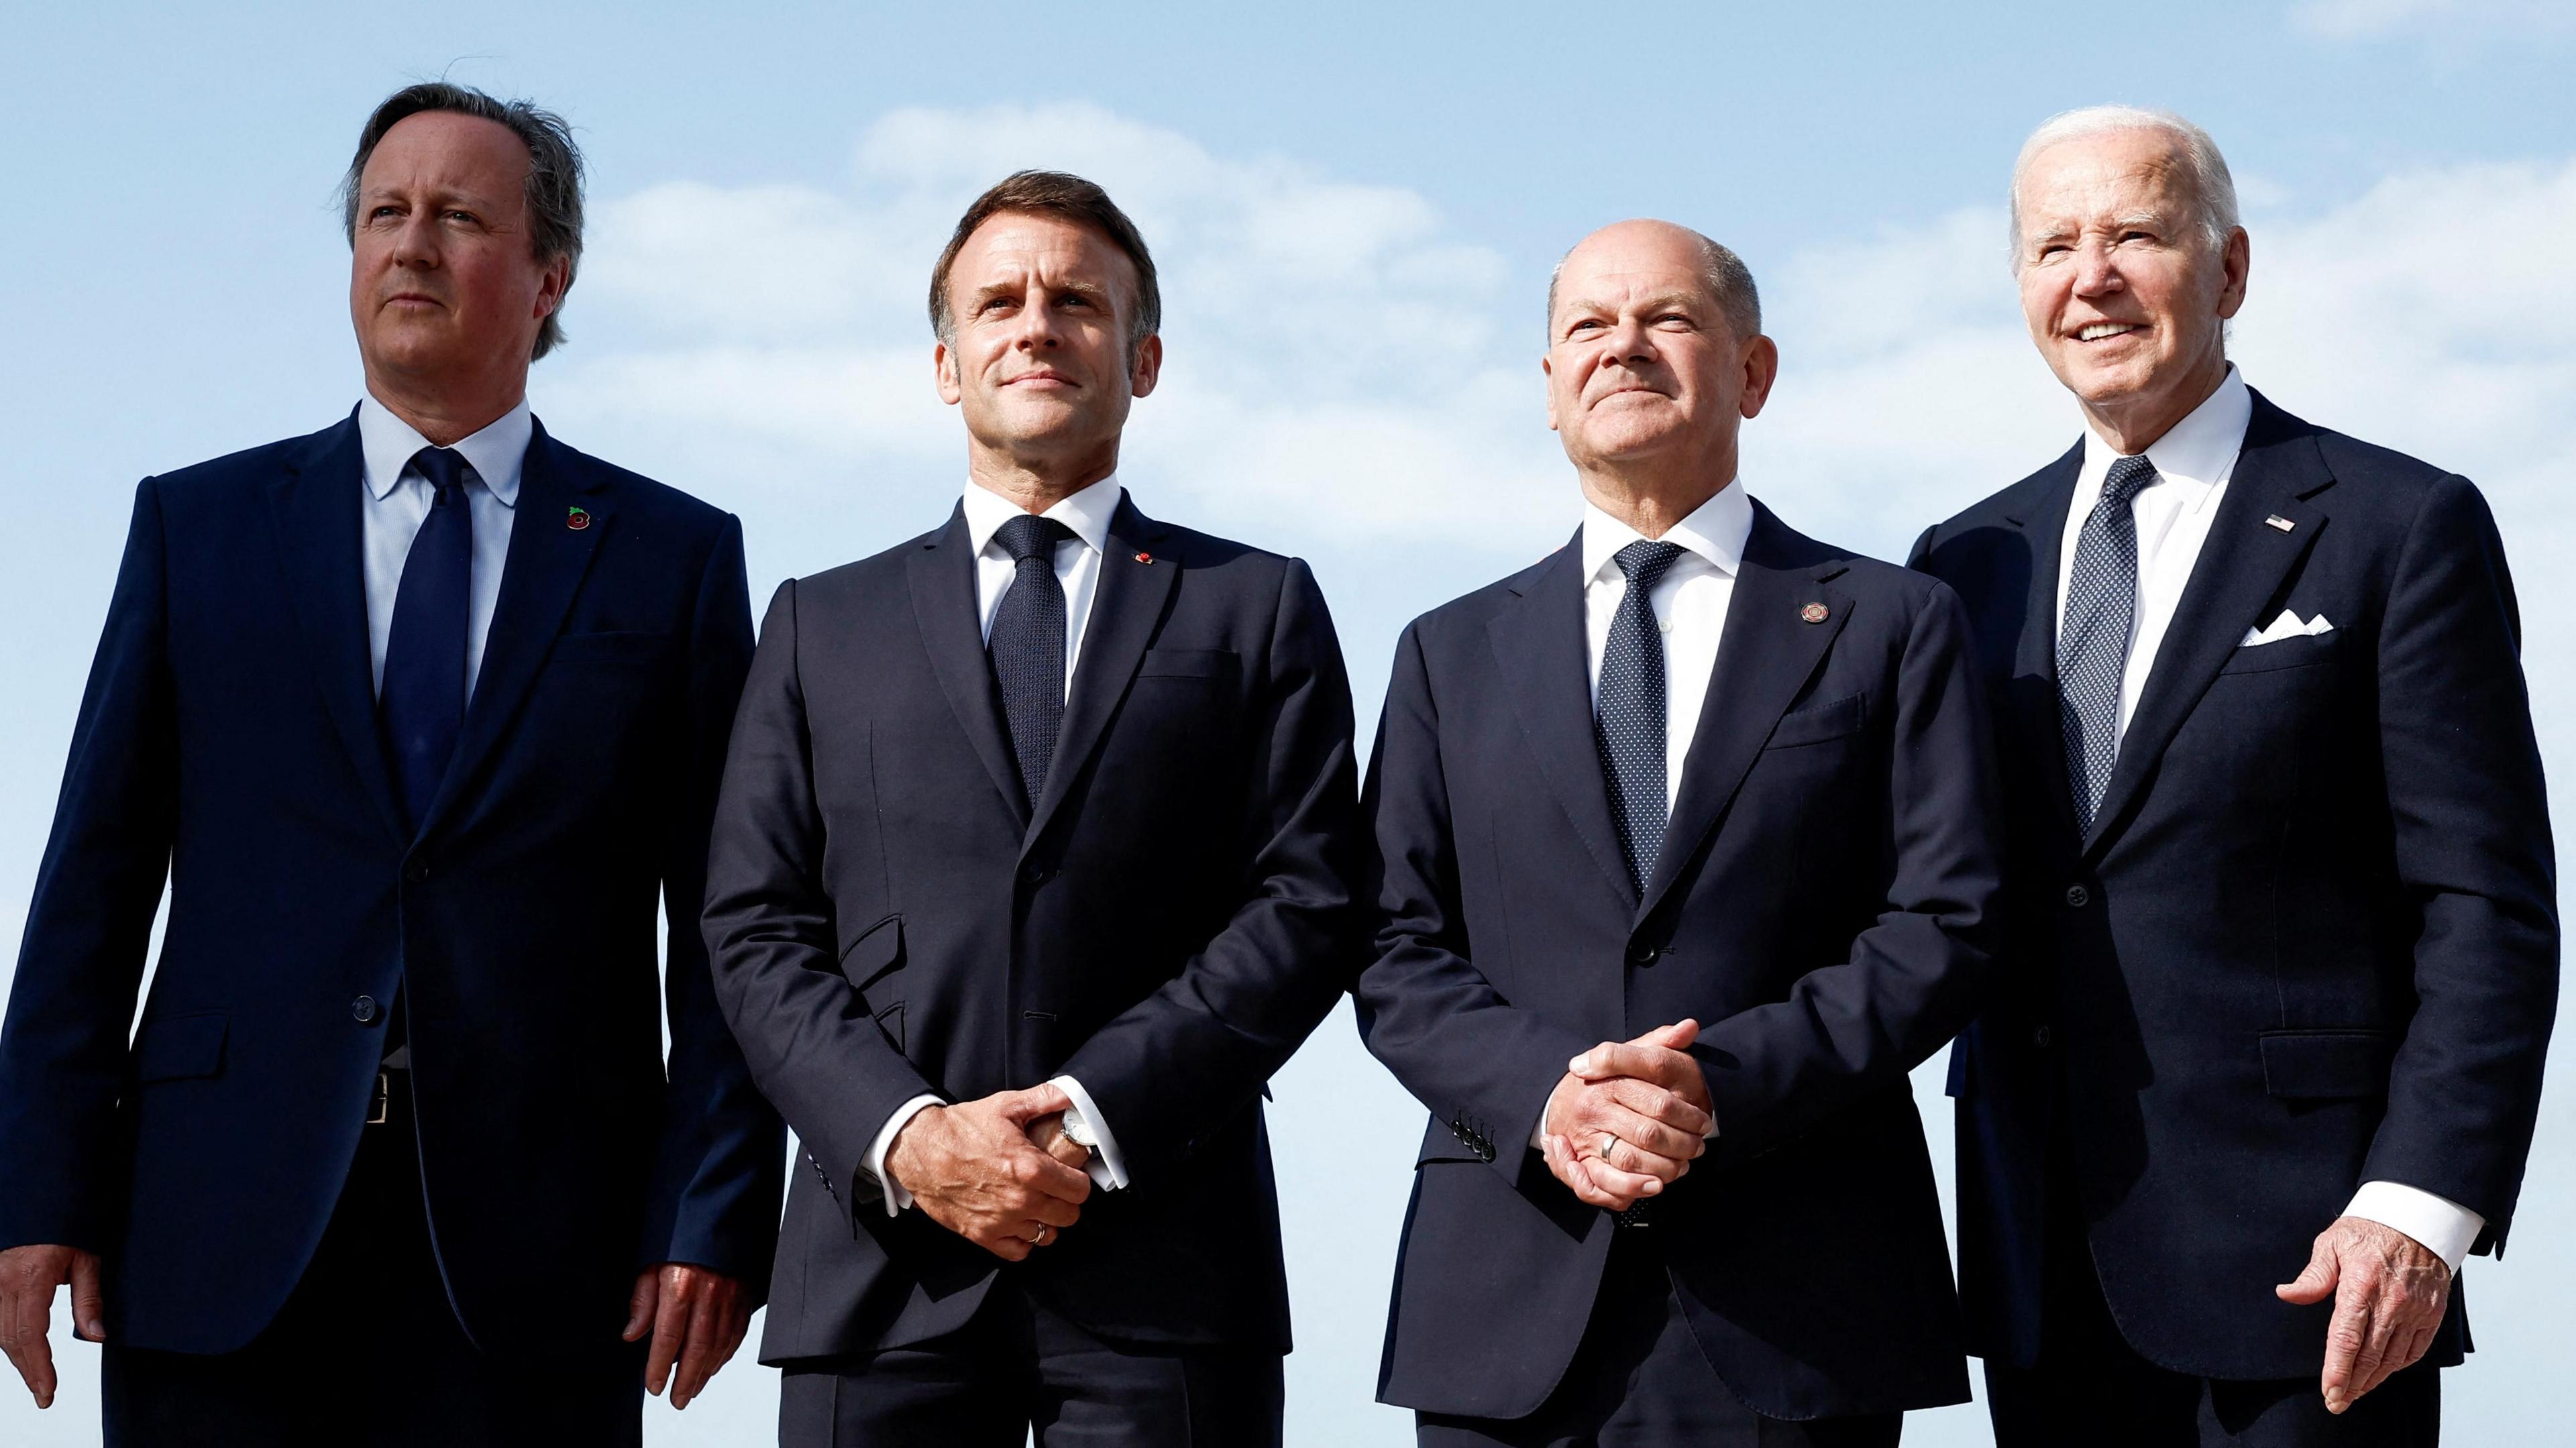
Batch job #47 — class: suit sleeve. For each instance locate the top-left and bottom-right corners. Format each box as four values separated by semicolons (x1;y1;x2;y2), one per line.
704;579;943;1215
1051;559;1362;1179
1693;581;2006;1164
638;514;787;1286
0;480;178;1251
1352;620;1599;1184
2360;474;2557;1254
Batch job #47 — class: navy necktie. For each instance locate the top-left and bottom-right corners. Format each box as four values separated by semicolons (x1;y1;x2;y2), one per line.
988;514;1077;811
2058;454;2160;833
1595;540;1686;897
380;446;476;834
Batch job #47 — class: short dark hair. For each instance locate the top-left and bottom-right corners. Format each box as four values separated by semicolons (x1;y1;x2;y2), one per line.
339;82;586;361
928;171;1161;355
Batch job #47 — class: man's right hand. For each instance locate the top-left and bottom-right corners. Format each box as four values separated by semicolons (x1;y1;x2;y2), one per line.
885;1084;1092;1261
1539;1020;1711;1211
1;1243;103;1409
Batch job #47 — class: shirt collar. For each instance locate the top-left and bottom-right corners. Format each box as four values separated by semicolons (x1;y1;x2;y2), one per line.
1580;478;1754;585
358;393;532;508
963;474;1122;557
2080;364;2253;494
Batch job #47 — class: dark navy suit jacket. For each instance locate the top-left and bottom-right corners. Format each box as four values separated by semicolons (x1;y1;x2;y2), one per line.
0;410;785;1357
1356;500;2002;1421
702;496;1360;1363
1911;391;2558;1380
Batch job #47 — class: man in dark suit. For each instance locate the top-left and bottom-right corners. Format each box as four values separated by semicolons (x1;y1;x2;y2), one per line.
702;170;1358;1447
1911;106;2557;1447
1354;218;2003;1446
0;85;784;1445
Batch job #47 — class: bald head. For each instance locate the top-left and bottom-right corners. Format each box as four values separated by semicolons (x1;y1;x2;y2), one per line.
1548;220;1761;345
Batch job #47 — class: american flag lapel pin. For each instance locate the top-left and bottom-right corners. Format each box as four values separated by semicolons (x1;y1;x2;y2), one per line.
2263;514;2294;533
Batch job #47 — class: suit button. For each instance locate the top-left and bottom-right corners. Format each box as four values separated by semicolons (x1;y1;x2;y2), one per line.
1626;942;1660;967
405;861;431;884
1022;862;1051;885
352;995;380;1024
2063;884;2091;908
2033;1025;2053;1048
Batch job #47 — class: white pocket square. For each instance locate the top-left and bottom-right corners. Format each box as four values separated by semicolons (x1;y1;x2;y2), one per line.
2241;610;2333;647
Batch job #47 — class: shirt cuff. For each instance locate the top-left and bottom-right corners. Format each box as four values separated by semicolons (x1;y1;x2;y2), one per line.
2345;1180;2485;1271
863;1094;947;1219
1049;1075;1130;1191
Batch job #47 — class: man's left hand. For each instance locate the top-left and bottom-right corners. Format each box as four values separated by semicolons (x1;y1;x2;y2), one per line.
2274;1216;2452;1414
625;1264;751;1410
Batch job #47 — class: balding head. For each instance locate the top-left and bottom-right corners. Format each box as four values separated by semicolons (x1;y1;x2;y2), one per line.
1548;220;1760;346
1542;219;1779;521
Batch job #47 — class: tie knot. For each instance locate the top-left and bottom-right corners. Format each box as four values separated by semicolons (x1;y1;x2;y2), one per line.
1613;539;1687;589
996;513;1075;565
410;447;473;500
2101;454;2159;507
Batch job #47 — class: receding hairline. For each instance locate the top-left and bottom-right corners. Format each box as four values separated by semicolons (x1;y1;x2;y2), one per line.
2006;105;2241;268
1544;221;1762;341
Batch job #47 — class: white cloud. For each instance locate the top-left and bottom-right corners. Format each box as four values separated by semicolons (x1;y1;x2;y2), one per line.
547;103;2576;748
549;103;1548;584
2291;0;2576;40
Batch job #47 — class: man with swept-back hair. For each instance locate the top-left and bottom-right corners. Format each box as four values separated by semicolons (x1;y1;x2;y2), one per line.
705;169;1358;1447
0;82;783;1445
1913;105;2556;1445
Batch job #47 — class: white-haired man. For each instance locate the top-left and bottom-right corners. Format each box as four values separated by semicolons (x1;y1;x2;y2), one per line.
1911;107;2556;1447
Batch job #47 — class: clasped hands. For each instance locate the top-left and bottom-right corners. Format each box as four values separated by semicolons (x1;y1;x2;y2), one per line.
1538;1019;1713;1211
885;1082;1099;1262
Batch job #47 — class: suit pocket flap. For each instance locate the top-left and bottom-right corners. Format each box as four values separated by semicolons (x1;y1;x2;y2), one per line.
133;1013;228;1083
1138;648;1238;681
1766;691;1866;749
2259;1030;2392;1099
838;913;905;993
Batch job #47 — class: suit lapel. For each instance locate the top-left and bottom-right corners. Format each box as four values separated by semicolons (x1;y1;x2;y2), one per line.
1637;506;1849;925
266;411;406;844
908;505;1031;830
1025;498;1179;850
2006;443;2085;846
418;420;607;838
2084;396;2332;856
1487;536;1635;913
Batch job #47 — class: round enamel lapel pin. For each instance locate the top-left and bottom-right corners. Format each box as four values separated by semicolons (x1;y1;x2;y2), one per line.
567;506;592;531
1800;602;1829;624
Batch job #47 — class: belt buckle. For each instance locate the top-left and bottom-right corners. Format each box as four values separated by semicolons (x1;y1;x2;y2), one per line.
368;1072;389;1126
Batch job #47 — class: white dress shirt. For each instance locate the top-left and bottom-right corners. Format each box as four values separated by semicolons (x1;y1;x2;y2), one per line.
356;394;529;697
2058;366;2485;1270
1581;480;1756;812
1532;481;1755;1152
861;475;1132;1215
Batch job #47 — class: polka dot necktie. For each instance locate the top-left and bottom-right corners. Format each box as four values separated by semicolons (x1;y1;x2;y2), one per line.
1595;540;1686;897
988;514;1077;811
2057;455;2160;833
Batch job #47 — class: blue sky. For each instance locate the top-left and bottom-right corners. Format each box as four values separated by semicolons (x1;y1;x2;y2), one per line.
4;3;2571;1444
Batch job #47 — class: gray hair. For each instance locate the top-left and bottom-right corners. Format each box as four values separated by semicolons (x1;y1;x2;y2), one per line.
1546;226;1762;345
2007;105;2240;272
338;82;586;360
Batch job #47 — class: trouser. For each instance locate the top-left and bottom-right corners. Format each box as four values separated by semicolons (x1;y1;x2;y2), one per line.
1416;1227;1904;1448
777;1276;1285;1447
102;1070;645;1448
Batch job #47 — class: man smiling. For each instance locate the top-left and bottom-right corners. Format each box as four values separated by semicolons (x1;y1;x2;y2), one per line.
1913;107;2557;1446
1356;219;2002;1445
705;171;1359;1448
